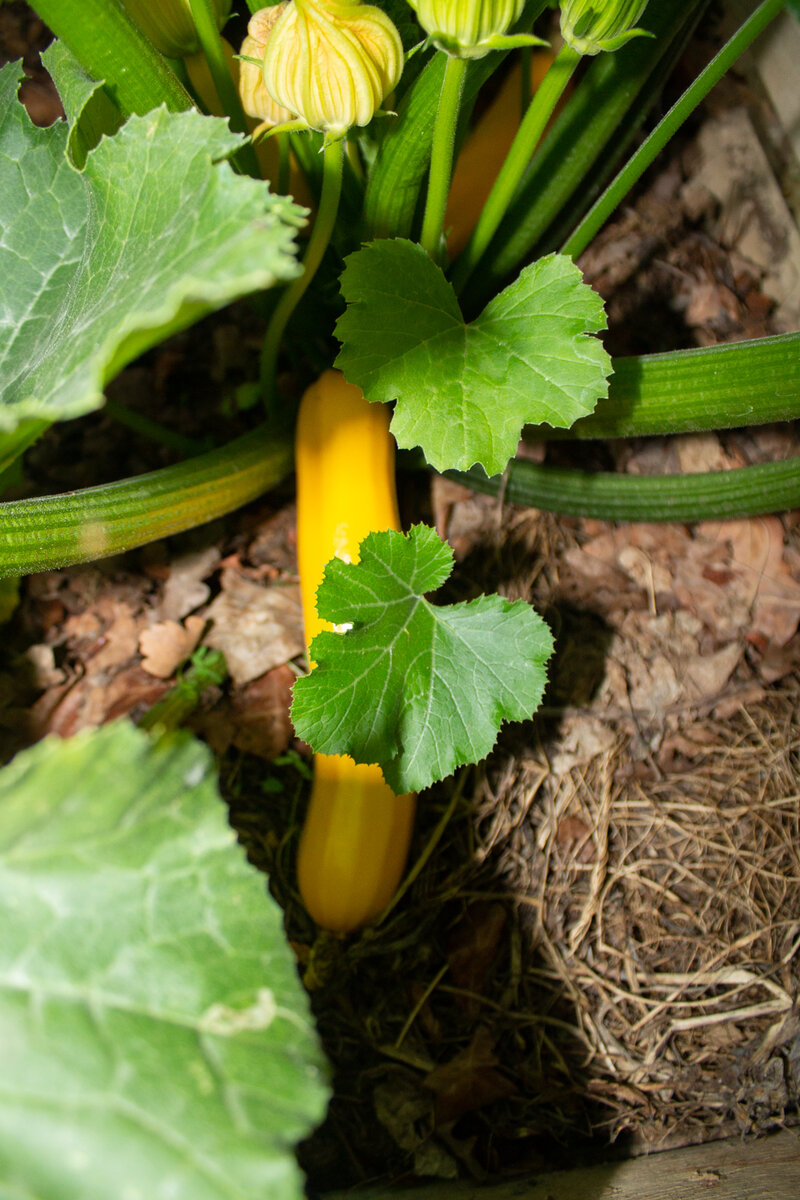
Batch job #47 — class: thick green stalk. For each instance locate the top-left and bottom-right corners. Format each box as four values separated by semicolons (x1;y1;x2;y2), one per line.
450;456;800;522
187;0;260;177
537;334;800;440
451;42;581;294
0;426;292;578
260;138;344;405
562;0;786;259
139;648;228;733
420;55;469;261
33;0;192;117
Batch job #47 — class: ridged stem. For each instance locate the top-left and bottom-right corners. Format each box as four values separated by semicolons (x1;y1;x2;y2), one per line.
32;0;192;117
450;457;800;522
420;54;469;262
187;0;260;177
0;426;292;578
462;0;708;308
540;334;800;440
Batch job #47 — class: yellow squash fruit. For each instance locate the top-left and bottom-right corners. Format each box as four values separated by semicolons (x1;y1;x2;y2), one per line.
295;370;416;932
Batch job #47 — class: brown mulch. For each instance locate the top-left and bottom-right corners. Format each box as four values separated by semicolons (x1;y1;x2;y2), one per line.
2;4;799;1194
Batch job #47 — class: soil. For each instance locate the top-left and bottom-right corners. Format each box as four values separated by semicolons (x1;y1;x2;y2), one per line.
2;3;800;1194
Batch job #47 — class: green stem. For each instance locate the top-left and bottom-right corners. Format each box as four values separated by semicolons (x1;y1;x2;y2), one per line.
362;2;550;241
519;46;532;115
562;0;785;259
187;0;260;177
103;400;209;456
33;0;191;117
449;456;800;522
139;648;228;734
538;333;800;440
277;133;291;196
260;137;344;406
0;426;292;579
452;42;581;294
420;54;469;261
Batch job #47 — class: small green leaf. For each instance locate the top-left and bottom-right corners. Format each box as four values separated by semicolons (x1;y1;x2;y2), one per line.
335;238;611;475
0;62;305;434
291;525;554;792
41;39;122;168
0;722;329;1200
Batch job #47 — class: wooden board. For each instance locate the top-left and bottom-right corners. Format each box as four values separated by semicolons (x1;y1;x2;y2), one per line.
331;1130;800;1199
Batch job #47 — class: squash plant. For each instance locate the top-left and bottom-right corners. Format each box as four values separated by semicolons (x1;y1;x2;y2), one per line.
1;0;799;1192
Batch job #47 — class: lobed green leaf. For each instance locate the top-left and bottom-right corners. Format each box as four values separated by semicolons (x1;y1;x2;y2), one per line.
335;239;611;475
291;525;554;793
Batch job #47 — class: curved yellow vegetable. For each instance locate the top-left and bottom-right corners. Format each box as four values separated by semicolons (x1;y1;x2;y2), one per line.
295;370;416;932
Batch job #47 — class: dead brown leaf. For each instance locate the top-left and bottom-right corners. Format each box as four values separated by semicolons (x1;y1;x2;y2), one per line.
447;902;507;1004
85;605;141;672
204;569;305;684
424;1026;516;1126
227;664;295;759
159;546;220;620
676;517;800;650
139;615;205;679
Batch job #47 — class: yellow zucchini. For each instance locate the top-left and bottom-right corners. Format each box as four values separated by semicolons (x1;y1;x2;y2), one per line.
295;370;416;932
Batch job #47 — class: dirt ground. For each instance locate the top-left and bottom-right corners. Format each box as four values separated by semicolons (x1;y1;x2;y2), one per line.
2;2;799;1192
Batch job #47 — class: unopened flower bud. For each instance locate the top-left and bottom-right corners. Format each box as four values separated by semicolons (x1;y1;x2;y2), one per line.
262;0;403;137
121;0;231;59
238;7;297;126
408;0;542;59
560;0;651;56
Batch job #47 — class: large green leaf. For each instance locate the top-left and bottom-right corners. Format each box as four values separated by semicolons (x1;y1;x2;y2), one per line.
0;62;305;434
335;239;611;475
0;722;329;1200
291;525;554;792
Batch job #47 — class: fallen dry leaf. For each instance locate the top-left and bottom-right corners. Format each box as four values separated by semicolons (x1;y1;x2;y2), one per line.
424;1026;516;1126
672;517;800;649
548;714;617;775
139;615;205;679
86;605;141;672
556;815;597;864
159;545;220;620
447;902;507;1005
227;664;295;759
204;569;305;684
